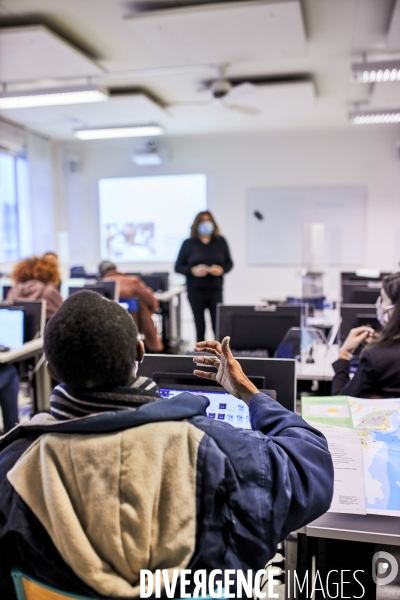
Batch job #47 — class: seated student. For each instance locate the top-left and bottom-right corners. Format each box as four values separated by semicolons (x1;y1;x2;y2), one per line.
0;291;333;598
42;252;62;291
99;260;163;352
6;256;63;319
332;272;400;397
0;364;19;434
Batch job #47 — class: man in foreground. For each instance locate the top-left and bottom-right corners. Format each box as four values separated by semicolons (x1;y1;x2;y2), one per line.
0;291;333;598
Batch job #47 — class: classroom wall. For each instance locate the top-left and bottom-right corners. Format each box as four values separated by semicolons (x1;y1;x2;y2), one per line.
53;126;400;307
0;119;55;270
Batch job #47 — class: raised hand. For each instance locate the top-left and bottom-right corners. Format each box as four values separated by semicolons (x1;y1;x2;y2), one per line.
193;337;259;405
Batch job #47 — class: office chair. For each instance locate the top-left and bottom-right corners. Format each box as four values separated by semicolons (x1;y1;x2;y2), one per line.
12;568;92;600
12;568;218;600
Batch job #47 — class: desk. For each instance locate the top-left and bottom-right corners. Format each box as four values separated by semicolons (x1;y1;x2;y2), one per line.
296;344;338;381
291;512;400;599
0;339;43;364
154;286;185;352
294;344;339;398
306;512;400;546
306;309;339;329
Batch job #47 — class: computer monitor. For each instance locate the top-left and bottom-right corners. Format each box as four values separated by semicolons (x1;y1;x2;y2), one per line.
341;271;391;282
69;266;98;279
216;305;303;356
0;300;45;342
138;354;296;412
0;307;24;348
126;272;169;292
340;304;381;344
1;285;11;300
68;281;119;301
342;282;381;305
153;372;276;430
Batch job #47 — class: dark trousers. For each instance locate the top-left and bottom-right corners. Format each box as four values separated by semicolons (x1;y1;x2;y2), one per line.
188;290;223;342
0;364;19;433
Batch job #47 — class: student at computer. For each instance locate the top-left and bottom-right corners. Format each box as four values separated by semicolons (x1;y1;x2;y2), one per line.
0;291;333;597
6;257;63;319
332;272;400;397
175;211;233;342
99;260;163;352
0;364;19;433
42;251;58;267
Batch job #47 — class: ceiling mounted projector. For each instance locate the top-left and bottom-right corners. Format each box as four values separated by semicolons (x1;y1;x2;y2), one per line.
132;140;163;165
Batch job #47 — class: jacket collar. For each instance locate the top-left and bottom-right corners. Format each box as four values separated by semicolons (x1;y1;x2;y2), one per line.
0;393;209;452
50;378;160;421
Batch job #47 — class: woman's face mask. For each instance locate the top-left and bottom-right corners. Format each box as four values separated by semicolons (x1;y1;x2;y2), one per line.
198;220;215;236
376;290;394;326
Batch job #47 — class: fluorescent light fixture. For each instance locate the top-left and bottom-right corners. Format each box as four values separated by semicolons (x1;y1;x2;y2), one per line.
74;125;164;139
350;60;400;83
349;109;400;125
0;86;108;109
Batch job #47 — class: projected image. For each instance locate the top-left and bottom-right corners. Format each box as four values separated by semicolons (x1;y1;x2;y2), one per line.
99;174;207;262
105;222;155;257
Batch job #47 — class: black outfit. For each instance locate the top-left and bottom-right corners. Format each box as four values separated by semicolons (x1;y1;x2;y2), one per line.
175;236;233;341
332;342;400;397
0;364;19;434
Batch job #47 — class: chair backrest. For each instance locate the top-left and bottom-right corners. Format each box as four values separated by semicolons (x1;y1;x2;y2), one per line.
11;569;92;600
12;568;221;600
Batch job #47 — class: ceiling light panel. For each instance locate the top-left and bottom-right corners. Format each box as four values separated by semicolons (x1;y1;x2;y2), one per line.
349;110;400;124
225;81;315;111
74;125;164;139
0;87;108;109
351;60;400;83
0;25;103;83
0;94;166;140
126;1;306;65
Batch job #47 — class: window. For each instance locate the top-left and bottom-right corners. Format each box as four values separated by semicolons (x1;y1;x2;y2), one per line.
0;152;31;262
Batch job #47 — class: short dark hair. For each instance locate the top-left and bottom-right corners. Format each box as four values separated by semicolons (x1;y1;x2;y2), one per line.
44;290;138;391
99;260;117;278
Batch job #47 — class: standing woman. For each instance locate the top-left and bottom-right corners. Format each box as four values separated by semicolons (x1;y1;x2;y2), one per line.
175;211;233;342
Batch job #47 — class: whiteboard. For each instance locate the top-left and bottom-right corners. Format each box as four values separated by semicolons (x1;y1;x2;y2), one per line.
247;187;366;266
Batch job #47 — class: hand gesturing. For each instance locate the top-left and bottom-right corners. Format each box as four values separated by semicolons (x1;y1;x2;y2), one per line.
193;336;259;405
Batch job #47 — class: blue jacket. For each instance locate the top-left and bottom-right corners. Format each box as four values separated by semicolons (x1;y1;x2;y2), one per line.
0;392;333;598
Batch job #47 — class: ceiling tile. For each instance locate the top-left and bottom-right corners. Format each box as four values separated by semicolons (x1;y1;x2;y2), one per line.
126;1;306;65
0;25;103;83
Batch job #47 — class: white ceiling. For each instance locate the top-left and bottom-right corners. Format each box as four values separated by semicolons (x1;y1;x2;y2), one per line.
0;0;399;140
126;1;306;65
0;25;103;82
